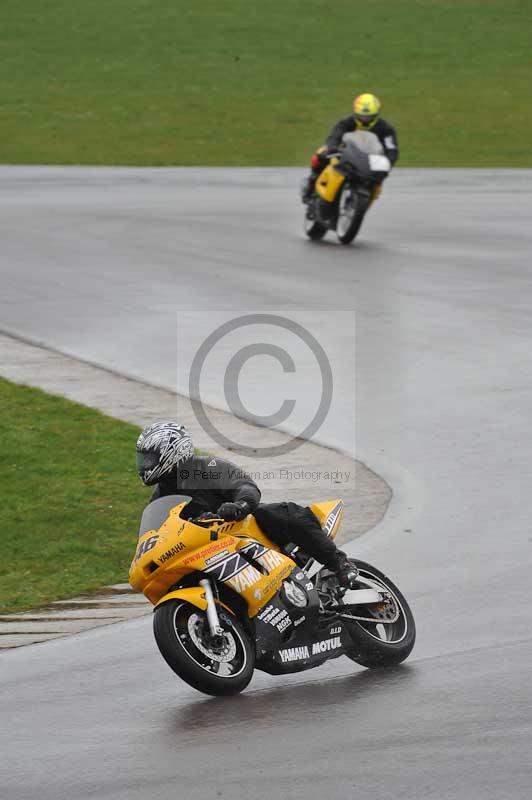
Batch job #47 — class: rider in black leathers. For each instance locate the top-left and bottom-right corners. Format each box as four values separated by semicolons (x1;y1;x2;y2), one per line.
302;92;399;202
136;422;357;588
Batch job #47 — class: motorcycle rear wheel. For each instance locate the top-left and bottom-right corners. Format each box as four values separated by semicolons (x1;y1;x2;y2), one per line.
342;560;416;668
336;185;368;245
153;600;255;696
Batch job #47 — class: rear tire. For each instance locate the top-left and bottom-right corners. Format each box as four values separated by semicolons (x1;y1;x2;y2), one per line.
342;560;416;668
336;185;368;245
153;600;255;696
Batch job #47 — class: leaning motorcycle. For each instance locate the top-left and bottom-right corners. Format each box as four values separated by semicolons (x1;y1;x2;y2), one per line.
303;132;391;245
129;495;415;696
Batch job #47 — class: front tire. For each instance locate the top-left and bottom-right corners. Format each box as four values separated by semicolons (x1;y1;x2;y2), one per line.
336;185;368;245
304;205;327;240
153;600;255;696
342;560;416;668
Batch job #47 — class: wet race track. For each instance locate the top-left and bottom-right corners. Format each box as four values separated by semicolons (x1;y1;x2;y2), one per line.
1;167;532;799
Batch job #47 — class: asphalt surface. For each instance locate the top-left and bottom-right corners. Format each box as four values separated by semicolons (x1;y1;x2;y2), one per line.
1;167;532;799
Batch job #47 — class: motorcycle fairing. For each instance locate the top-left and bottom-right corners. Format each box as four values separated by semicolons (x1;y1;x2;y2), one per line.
315;159;345;203
267;627;351;674
203;541;295;617
130;497;343;617
309;499;344;541
130;497;296;613
154;586;208;611
257;610;352;675
252;566;353;675
337;143;373;181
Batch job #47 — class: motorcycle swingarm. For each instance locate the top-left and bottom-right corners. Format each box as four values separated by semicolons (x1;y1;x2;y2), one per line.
319;588;400;625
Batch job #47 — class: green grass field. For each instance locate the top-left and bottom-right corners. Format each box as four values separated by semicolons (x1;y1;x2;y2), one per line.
1;0;530;166
0;378;150;613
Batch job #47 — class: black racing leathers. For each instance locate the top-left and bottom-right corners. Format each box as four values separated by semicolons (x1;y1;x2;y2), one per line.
150;455;261;519
253;502;345;570
149;456;347;570
326;116;399;165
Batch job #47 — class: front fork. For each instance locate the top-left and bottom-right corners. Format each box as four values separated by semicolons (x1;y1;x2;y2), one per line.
199;578;224;637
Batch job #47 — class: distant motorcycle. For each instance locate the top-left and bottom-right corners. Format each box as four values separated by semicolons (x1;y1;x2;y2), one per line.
129;495;416;696
303;131;391;244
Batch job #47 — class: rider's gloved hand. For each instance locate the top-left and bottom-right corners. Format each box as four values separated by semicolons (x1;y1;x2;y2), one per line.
216;501;250;521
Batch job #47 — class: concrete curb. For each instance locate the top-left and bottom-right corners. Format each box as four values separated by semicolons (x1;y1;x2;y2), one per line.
0;332;392;648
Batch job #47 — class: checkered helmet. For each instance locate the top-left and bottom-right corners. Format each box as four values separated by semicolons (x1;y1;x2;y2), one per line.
136;422;193;486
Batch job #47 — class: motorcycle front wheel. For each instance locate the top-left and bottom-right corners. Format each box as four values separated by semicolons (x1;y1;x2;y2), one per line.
153;600;255;696
336;185;368;245
342;560;416;668
304;206;328;240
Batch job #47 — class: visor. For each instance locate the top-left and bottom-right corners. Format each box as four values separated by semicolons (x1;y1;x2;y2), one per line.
136;449;160;473
355;114;377;127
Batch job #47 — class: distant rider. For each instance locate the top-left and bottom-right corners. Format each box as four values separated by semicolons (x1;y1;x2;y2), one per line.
136;421;358;588
301;92;399;202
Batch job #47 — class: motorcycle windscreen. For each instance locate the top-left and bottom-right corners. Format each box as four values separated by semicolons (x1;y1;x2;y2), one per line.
138;495;192;538
339;143;372;179
342;130;383;155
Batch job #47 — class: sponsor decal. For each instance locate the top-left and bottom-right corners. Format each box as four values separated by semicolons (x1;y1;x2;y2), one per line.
205;549;230;566
258;564;293;599
257;604;274;621
208;458;217;467
279;637;341;663
323;501;343;538
228;564;262;593
311;636;341;655
256;549;286;572
279;645;310;663
296;572;305;580
134;535;159;562
182;541;230;566
159;541;186;563
240;541;268;560
205;552;250;582
257;604;293;632
293;616;306;627
330;627;341;635
253;588;262;600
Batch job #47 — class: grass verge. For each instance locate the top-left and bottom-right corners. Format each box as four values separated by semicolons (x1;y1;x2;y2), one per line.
0;0;530;166
0;377;150;613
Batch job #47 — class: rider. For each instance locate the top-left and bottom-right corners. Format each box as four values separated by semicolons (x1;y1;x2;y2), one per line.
301;92;399;202
136;421;357;588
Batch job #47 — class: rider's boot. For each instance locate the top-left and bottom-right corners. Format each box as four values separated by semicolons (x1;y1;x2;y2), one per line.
301;173;316;203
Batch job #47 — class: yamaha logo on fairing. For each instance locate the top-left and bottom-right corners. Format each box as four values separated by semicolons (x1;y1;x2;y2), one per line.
159;541;186;563
279;645;310;663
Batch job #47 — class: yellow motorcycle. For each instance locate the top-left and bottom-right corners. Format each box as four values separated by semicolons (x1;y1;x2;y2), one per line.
129;495;415;696
304;134;391;245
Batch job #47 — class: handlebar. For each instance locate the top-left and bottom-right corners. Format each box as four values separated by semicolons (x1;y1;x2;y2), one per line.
191;512;225;527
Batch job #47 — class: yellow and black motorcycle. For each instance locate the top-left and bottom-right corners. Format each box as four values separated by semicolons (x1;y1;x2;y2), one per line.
129;495;415;696
304;134;391;245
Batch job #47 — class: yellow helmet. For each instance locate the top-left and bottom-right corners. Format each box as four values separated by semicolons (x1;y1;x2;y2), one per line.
353;93;381;130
